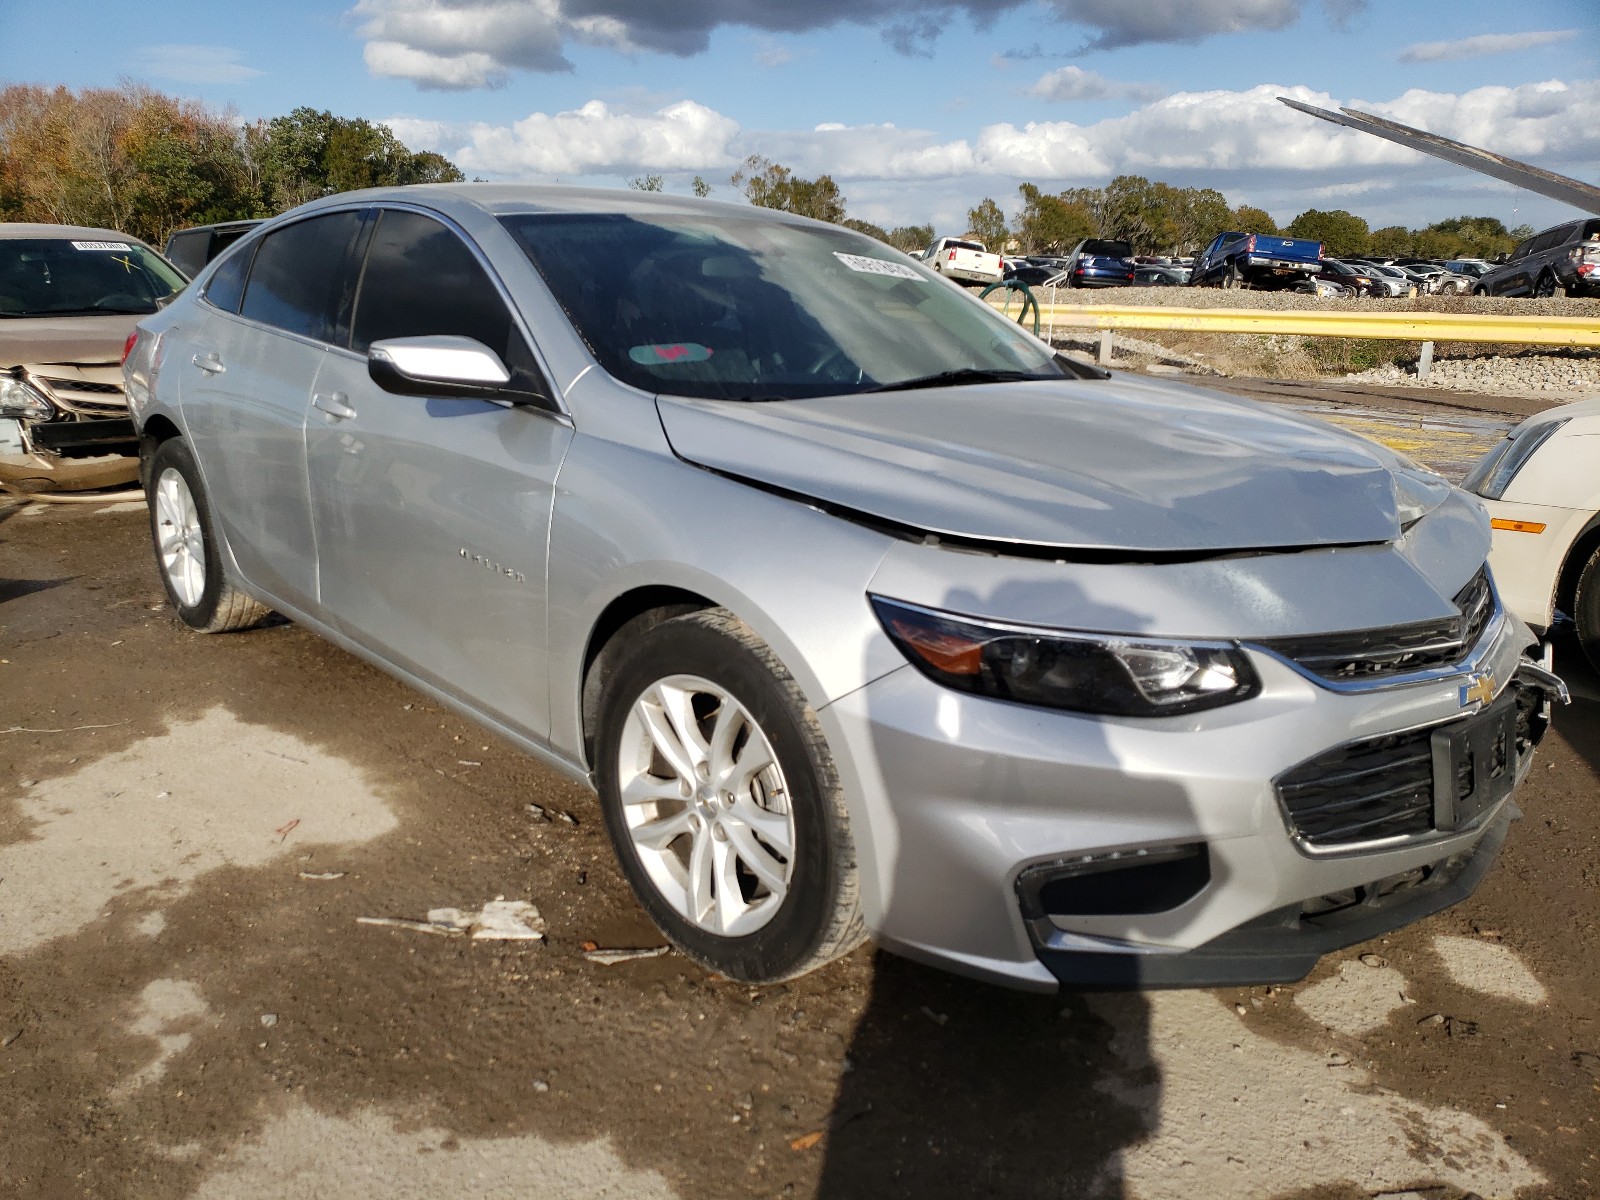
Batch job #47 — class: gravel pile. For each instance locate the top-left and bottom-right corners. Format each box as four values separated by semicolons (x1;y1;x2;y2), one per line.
1345;350;1600;400
1031;285;1600;319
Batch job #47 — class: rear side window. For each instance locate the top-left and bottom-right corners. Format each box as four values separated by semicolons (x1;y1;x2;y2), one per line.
165;230;209;278
352;210;515;356
203;242;253;314
239;212;365;343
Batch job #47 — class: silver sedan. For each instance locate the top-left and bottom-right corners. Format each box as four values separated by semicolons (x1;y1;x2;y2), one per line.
124;185;1565;991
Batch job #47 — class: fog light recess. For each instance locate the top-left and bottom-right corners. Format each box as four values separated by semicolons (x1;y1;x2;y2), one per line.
1016;844;1210;919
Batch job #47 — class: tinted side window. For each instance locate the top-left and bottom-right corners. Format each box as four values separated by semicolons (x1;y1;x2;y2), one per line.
203;242;254;314
240;212;364;343
352;209;544;395
165;230;209;278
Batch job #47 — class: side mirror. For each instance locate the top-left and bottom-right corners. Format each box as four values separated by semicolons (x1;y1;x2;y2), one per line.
367;335;513;399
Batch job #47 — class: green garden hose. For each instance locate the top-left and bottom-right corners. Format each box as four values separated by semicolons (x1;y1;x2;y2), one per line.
979;279;1040;336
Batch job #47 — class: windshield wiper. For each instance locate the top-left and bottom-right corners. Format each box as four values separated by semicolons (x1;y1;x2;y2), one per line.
859;367;1061;394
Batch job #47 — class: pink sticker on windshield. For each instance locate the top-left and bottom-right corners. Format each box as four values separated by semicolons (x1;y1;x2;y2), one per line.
629;343;713;364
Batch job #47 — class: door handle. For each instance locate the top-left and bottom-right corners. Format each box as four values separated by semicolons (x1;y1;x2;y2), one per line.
312;391;356;420
192;351;225;375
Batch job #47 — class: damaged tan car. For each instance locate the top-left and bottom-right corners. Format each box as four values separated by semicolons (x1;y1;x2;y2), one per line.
1;224;186;493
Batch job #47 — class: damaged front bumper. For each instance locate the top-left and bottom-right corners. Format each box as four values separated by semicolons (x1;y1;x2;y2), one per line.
0;363;139;493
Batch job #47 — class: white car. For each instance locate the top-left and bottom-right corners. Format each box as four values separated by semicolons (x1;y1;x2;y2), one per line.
919;237;1004;286
1463;398;1600;671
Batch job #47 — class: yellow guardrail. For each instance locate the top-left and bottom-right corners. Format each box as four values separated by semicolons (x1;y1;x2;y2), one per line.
1025;303;1600;348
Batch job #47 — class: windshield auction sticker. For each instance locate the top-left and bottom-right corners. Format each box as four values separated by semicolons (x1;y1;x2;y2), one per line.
833;252;924;280
70;241;134;251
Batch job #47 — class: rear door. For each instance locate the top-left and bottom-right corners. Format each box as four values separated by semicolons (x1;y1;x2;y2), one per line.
304;206;572;742
178;210;367;613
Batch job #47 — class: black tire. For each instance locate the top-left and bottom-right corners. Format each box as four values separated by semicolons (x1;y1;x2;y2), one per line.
1474;285;1488;297
1533;271;1557;298
1574;545;1600;676
594;608;865;983
145;438;270;633
1221;262;1243;290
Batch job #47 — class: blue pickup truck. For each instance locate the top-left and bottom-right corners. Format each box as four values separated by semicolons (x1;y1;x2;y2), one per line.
1190;231;1322;290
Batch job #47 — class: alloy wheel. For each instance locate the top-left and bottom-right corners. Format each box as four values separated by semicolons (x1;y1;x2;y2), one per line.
615;675;795;937
154;467;206;608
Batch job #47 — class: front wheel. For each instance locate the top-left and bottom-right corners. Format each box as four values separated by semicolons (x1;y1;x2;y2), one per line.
1533;272;1557;298
1574;545;1600;675
594;608;865;983
145;438;270;633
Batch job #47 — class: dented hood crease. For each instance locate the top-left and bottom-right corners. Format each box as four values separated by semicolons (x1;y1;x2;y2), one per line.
656;379;1410;553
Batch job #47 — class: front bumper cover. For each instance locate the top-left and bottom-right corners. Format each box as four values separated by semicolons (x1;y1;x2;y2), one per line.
1031;808;1513;989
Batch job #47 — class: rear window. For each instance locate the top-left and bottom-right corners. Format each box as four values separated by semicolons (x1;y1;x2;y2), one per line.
1081;240;1131;258
948;240;985;253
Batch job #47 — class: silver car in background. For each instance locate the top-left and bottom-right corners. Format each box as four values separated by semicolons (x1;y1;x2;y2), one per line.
124;185;1566;991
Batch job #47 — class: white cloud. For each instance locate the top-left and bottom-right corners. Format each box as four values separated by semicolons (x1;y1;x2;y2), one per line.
1026;65;1164;103
1398;29;1579;64
349;0;1363;89
396;78;1600;232
450;100;741;176
137;44;264;85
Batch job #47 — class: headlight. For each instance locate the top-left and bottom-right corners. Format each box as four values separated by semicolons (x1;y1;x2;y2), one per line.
870;596;1261;717
1462;418;1569;500
0;372;54;421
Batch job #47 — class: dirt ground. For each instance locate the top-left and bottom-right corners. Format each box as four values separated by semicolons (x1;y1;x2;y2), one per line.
2;386;1597;1200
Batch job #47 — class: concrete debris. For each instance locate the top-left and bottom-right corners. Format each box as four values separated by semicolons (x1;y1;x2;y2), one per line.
297;871;346;881
259;1014;278;1028
582;945;669;965
358;898;546;941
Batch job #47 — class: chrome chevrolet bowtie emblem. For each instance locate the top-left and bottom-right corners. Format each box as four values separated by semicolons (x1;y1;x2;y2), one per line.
1460;672;1496;707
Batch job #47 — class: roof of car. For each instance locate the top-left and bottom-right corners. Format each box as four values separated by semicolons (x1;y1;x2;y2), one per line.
0;222;154;244
292;182;809;226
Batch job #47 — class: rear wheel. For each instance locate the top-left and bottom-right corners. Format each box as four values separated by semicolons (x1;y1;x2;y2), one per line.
594;608;865;983
1533;271;1558;298
145;439;270;633
1574;545;1600;675
1221;262;1243;290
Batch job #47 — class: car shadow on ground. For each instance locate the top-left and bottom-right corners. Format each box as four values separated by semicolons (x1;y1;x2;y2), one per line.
815;955;1150;1198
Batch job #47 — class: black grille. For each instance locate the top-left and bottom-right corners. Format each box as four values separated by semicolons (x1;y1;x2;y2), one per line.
1254;567;1494;682
40;376;122;395
1277;727;1436;847
1278;681;1546;849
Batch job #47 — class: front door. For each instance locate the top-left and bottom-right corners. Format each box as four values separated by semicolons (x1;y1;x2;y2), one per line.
304;207;572;743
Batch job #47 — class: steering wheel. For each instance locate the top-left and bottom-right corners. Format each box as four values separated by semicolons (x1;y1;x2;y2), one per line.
805;347;862;384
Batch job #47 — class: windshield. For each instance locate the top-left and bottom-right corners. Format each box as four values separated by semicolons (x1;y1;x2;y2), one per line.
500;212;1066;401
0;238;186;317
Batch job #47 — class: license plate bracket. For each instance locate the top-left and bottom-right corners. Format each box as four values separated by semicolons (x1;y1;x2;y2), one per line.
1430;690;1520;832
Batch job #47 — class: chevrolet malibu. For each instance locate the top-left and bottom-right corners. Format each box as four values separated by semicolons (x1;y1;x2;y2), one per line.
123;185;1566;991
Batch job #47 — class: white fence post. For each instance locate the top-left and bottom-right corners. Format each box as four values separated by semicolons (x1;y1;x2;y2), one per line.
1418;340;1435;381
1097;329;1114;366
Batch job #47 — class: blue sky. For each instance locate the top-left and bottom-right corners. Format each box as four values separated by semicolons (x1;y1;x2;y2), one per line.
8;0;1597;234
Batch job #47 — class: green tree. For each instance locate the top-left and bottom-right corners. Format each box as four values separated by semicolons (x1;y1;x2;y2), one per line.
1229;204;1278;236
887;224;935;253
1170;185;1232;253
842;217;891;242
1367;225;1413;258
255;107;462;213
1285;208;1370;258
691;175;712;198
628;173;663;191
730;154;846;223
1015;183;1094;254
965;197;1008;249
1102;175;1178;254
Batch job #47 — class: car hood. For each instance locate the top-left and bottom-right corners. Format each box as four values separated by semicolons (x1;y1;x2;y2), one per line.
0;312;142;368
657;378;1431;554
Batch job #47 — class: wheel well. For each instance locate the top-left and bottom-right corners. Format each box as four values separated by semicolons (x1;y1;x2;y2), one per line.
138;415;182;489
1554;516;1600;620
579;586;714;768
